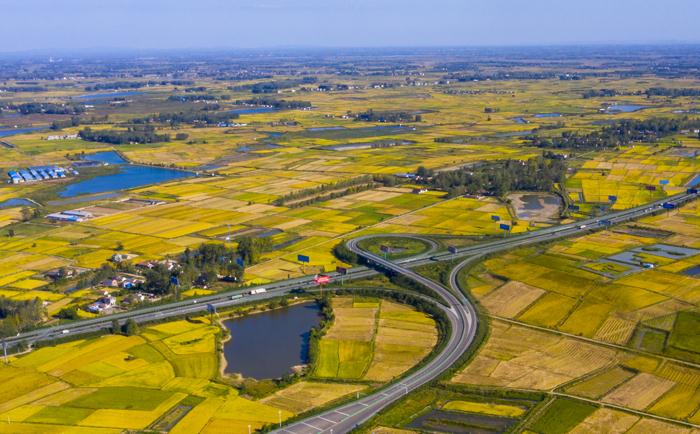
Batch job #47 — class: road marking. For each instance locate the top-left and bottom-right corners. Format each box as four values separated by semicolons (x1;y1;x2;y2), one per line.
302;421;323;431
358;402;369;407
318;416;336;424
334;410;350;417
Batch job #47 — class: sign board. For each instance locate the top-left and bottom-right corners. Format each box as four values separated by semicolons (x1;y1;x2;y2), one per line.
314;274;331;285
235;257;245;267
170;276;180;286
499;223;511;231
447;246;457;254
336;266;348;275
659;179;670;185
297;254;310;263
568;204;580;211
379;245;390;253
491;215;500;222
662;202;676;210
206;303;216;314
646;185;657;191
608;195;617;202
687;188;698;194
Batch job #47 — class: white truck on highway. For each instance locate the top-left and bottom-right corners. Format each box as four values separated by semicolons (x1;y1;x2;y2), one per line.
247;288;267;296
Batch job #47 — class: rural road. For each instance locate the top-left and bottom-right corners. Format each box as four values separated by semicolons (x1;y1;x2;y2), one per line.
3;191;697;433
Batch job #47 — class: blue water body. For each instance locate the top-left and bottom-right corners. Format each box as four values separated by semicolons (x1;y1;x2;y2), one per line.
85;151;128;165
0;127;43;138
223;302;321;379
307;126;346;132
511;117;528;124
76;91;145;100
0;198;33;209
59;151;194;198
606;104;649;113
688;175;700;187
228;107;277;115
534;113;562;118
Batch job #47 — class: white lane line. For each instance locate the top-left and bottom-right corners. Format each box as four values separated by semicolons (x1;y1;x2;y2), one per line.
302;421;323;431
318;416;336;424
358;402;369;407
335;410;350;417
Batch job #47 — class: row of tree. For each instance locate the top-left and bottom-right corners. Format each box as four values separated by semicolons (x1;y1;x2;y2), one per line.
353;109;420;123
0;297;44;338
528;117;700;150
130;110;239;127
423;155;567;197
85;80;194;91
78;126;170;144
235;97;311;109
13;102;85;115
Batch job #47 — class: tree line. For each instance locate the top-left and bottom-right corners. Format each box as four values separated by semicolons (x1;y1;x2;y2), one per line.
12;102;85;115
130;110;239;127
85;80;194;91
79;125;170;144
0;297;44;338
235;97;311;109
423;155;567;197
353;109;421;123
528;117;700;150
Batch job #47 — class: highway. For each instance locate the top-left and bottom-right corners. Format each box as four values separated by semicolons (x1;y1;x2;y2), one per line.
3;190;697;432
271;189;697;434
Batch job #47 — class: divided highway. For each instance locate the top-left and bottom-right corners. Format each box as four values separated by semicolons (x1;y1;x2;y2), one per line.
3;190;697;433
272;189;697;434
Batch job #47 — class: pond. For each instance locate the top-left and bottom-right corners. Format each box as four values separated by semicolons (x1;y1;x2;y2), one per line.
228;107;278;115
0;198;34;209
508;193;562;220
511;117;528;124
76;91;146;100
605;104;649;113
58;151;195;198
222;302;322;379
533;113;562;118
0;127;44;138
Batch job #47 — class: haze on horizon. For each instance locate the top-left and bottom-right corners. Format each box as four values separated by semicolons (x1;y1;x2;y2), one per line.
0;0;698;53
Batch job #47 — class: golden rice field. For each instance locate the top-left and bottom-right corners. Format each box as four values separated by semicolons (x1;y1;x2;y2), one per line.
314;296;437;382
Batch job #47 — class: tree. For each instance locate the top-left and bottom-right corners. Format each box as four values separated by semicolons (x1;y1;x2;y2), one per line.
20;207;32;222
124;319;139;336
111;319;120;334
56;306;79;320
6;229;14;238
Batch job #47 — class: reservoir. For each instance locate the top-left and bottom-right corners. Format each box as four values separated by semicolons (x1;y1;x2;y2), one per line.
228;107;278;115
605;104;649;113
0;198;34;209
0;127;44;138
59;151;194;198
76;91;146;100
223;302;322;379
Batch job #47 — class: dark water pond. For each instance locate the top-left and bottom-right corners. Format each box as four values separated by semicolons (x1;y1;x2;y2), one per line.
223;302;321;379
228;107;278;115
682;265;700;276
0;127;44;138
58;151;194;198
0;198;33;209
76;91;145;100
605;104;649;113
534;113;562;118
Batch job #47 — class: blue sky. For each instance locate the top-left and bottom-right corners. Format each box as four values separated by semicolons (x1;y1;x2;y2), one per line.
1;0;698;52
